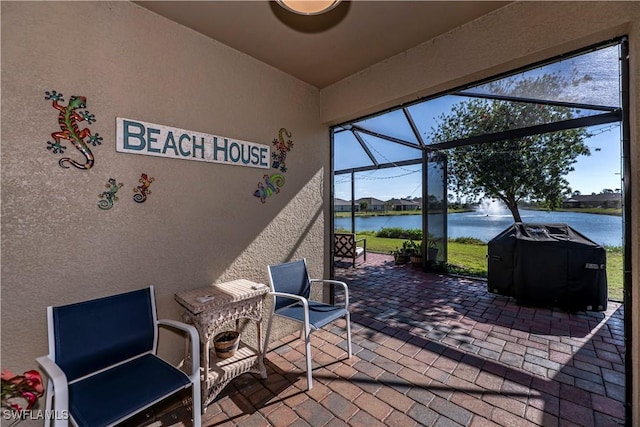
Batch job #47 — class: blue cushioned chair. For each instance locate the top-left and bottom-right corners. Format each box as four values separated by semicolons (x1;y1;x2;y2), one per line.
264;259;352;390
36;287;201;427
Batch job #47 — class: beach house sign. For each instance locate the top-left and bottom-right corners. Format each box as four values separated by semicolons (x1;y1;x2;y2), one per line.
116;117;270;169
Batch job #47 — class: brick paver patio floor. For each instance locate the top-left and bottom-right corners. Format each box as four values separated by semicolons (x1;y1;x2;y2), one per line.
202;253;626;426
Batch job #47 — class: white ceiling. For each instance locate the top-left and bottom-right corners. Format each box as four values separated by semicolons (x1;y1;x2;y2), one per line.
135;1;510;88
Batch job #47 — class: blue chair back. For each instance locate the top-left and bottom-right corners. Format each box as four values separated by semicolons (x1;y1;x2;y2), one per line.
268;259;311;311
51;288;156;382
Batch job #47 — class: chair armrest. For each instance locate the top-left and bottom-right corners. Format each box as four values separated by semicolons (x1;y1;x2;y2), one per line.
158;319;200;381
355;237;366;245
309;279;349;308
270;291;309;310
36;355;69;427
270;292;311;331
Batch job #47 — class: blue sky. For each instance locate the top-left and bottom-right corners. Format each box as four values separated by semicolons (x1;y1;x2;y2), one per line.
334;44;623;202
335;124;622;201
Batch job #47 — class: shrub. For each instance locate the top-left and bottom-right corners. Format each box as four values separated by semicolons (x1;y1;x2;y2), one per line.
450;236;486;245
604;245;623;255
376;228;422;240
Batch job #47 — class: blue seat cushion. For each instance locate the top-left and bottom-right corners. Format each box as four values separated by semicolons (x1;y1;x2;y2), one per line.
68;354;191;427
275;301;347;330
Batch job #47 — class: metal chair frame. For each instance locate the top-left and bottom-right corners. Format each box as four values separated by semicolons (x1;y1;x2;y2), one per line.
36;286;201;427
264;259;352;390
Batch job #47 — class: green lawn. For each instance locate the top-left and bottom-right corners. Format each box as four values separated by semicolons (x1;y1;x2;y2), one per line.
354;231;623;302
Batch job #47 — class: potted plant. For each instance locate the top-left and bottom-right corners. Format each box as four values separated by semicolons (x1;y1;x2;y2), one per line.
407;238;441;268
392;240;414;265
407;240;422;266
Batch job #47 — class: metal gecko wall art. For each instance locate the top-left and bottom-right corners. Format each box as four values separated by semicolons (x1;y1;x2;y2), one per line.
271;127;294;172
98;178;124;210
254;173;286;203
133;173;155;203
253;128;294;203
45;90;102;170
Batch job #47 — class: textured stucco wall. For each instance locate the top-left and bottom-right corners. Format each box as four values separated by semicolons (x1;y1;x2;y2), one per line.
0;0;327;389
320;1;640;423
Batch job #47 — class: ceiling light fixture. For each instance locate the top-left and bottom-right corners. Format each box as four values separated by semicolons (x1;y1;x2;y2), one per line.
275;0;342;16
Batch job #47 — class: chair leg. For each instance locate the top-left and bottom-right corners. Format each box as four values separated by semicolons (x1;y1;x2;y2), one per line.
44;382;54;427
304;328;313;390
345;312;353;358
191;383;202;426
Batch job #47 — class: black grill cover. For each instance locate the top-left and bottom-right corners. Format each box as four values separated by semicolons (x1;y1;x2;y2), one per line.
487;223;607;311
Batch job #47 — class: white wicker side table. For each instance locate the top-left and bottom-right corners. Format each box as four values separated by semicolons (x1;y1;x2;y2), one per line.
174;279;269;411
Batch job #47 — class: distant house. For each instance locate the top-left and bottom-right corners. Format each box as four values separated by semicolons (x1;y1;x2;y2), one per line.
356;197;387;212
334;198;357;212
388;198;421;211
563;193;622;209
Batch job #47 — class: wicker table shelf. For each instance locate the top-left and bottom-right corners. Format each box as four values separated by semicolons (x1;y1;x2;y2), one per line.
175;279;269;411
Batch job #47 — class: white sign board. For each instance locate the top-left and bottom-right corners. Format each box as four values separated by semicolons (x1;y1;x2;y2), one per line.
116;117;271;169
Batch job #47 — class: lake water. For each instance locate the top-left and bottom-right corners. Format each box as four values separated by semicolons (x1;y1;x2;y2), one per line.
334;209;623;247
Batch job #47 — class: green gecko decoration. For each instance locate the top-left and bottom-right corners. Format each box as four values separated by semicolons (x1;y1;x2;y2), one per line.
45;90;102;169
98;178;124;210
254;173;285;203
